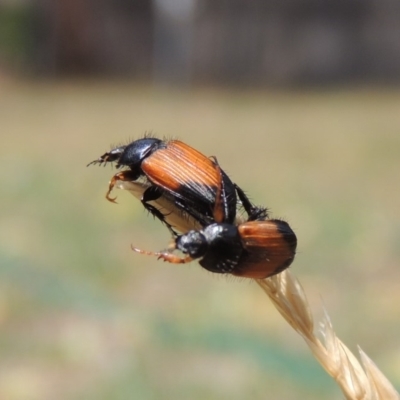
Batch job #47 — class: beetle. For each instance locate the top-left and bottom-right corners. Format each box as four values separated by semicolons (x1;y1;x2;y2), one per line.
88;136;265;234
113;179;204;233
133;219;297;279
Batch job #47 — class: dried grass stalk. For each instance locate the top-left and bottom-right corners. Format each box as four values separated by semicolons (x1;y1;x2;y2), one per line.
256;271;399;400
116;181;398;398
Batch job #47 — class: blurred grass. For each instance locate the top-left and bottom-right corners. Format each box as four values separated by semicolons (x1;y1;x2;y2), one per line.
0;79;399;399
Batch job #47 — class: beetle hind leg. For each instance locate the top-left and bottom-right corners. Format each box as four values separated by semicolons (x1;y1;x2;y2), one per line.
209;156;228;224
234;184;268;221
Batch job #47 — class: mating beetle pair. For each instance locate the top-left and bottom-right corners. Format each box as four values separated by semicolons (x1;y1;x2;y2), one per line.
88;136;297;279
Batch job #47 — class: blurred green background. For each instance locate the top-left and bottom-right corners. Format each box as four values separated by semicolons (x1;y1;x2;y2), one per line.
1;1;400;399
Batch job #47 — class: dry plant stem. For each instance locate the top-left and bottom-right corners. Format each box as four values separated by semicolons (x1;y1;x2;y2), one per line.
256;271;399;400
114;182;398;398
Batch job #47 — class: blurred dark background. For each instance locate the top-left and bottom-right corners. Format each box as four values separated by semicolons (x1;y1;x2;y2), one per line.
0;1;399;400
1;0;400;85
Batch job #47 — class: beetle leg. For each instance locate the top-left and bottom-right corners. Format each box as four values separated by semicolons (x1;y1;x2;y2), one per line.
142;187;179;237
106;175;120;203
106;170;137;203
132;246;193;264
234;184;268;221
209;156;227;223
157;253;193;264
213;166;225;223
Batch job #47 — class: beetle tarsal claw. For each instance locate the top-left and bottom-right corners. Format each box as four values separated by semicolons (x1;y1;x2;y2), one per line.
105;193;118;203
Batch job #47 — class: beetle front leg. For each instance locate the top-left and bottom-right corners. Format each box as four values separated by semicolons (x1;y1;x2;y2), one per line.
132;246;193;264
141;187;179;237
106;170;138;203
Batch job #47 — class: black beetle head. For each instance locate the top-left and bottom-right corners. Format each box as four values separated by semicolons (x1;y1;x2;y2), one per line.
176;230;208;259
117;138;162;169
87;137;163;170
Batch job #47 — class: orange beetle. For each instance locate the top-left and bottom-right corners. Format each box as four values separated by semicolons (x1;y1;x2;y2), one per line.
88;137;265;235
134;218;297;279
